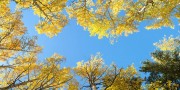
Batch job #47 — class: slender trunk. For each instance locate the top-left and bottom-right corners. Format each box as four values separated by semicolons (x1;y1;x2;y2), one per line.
92;84;97;90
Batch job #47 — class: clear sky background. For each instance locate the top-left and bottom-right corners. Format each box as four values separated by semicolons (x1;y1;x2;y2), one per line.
10;2;179;77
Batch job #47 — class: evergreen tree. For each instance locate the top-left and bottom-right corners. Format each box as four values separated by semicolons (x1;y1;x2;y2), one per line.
140;37;180;89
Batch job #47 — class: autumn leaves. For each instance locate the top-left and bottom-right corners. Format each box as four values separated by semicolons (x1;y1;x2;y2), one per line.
0;0;180;90
7;0;180;41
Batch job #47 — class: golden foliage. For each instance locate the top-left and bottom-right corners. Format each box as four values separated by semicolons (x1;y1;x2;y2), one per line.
74;52;106;78
14;0;68;37
1;0;179;41
67;0;179;42
154;36;180;51
146;80;179;90
104;65;142;90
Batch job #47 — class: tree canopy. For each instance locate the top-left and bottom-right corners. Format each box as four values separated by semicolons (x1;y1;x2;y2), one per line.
1;0;179;41
140;36;180;89
0;0;179;90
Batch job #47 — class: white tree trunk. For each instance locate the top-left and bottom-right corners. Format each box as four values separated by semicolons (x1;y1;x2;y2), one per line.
92;84;97;90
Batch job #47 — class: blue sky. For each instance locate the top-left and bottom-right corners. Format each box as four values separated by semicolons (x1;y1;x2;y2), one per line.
10;1;179;77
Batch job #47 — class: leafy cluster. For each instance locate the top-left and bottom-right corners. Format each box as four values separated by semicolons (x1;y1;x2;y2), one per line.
0;0;179;90
67;0;180;42
1;0;179;41
141;36;180;89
